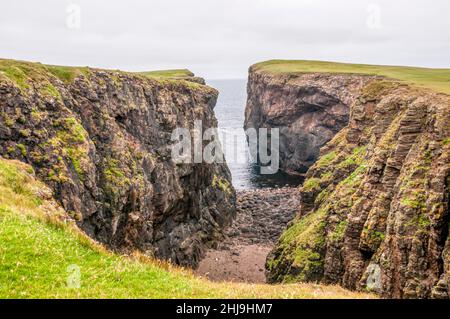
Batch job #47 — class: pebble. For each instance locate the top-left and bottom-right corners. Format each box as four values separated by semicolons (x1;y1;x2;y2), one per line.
220;187;301;246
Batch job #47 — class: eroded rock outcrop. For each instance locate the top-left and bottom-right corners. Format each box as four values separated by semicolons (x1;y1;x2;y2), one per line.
196;187;300;283
265;75;450;298
245;67;380;174
0;59;236;267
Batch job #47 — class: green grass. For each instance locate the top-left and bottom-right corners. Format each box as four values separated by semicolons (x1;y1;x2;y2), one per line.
0;63;29;90
315;151;337;168
253;60;450;94
337;146;367;169
0;158;375;299
0;58;197;87
302;178;321;192
139;69;194;79
46;65;91;84
0;59;47;92
267;208;327;282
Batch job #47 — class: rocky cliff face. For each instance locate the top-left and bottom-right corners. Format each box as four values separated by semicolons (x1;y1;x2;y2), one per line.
249;66;450;298
0;59;236;267
245;68;380;174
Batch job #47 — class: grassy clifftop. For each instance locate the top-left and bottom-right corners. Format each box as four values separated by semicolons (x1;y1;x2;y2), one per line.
252;60;450;94
0;157;374;298
0;58;200;88
139;69;194;79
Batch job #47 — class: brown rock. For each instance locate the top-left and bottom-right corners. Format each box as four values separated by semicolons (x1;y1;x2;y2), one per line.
0;60;236;267
260;68;450;299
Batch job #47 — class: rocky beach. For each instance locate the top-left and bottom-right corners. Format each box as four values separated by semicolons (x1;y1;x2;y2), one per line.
196;187;300;283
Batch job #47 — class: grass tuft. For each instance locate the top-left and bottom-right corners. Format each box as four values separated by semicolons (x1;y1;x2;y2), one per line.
0;157;375;299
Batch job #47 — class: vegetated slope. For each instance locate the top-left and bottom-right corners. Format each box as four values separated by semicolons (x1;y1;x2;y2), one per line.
253;60;450;94
0;58;235;267
0;157;375;299
262;65;450;299
139;69;207;84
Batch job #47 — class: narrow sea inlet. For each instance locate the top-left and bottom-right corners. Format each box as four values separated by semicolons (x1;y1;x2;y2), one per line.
2;0;448;301
208;79;304;190
197;80;304;283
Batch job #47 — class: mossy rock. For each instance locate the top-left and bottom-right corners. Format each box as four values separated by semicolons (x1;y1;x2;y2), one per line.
267;207;327;282
212;174;232;195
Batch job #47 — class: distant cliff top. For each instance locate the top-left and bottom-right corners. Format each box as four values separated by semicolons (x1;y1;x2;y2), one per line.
0;58;205;87
139;69;206;84
251;60;450;94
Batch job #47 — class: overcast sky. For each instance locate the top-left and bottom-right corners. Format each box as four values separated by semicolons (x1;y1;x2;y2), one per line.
1;0;449;79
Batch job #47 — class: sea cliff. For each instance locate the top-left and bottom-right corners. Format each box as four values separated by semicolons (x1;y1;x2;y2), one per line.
0;59;236;267
246;60;450;298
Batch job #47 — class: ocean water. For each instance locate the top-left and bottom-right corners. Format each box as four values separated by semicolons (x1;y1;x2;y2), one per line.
207;79;304;190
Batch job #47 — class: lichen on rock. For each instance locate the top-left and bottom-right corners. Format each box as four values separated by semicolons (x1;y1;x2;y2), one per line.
257;65;450;298
0;58;236;267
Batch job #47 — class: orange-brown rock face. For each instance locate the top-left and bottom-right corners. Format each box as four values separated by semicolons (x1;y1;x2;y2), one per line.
258;69;450;298
0;60;236;267
245;67;380;174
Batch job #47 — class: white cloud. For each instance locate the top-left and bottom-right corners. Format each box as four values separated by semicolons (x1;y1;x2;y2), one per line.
0;0;449;78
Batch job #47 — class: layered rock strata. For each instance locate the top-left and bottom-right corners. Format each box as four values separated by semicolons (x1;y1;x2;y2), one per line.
245;68;380;174
251;67;450;298
0;59;236;266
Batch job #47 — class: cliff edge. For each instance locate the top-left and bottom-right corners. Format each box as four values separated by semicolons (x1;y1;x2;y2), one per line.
0;59;236;267
246;60;450;298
